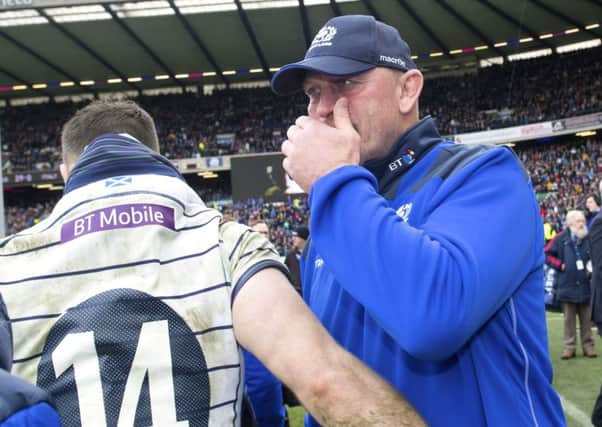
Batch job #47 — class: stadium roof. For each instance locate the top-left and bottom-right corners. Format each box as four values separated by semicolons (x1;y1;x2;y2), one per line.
0;0;601;101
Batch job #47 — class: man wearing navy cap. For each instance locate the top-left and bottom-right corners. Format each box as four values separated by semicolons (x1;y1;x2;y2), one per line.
272;14;565;426
285;226;310;295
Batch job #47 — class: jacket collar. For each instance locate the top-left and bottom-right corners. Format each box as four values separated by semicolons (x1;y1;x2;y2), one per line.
363;116;442;193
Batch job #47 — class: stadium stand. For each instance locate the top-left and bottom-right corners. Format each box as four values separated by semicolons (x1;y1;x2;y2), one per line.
0;89;307;172
1;47;600;172
521;136;601;231
422;47;602;135
1;45;601;255
4;201;56;237
2;3;602;425
4;135;599;254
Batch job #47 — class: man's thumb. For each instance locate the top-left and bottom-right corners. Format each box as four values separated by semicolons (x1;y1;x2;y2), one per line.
333;98;352;129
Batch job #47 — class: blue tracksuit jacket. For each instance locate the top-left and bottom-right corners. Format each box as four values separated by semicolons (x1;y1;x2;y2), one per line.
302;117;565;426
243;349;286;427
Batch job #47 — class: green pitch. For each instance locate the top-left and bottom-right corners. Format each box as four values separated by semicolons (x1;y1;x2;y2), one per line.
286;312;602;427
287;405;305;427
548;311;601;427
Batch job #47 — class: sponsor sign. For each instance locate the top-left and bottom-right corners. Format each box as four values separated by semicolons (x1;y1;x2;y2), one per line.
520;122;552;137
216;133;235;146
61;203;175;242
561;112;602;130
454;126;522;145
2;170;62;186
552;120;566;132
455;113;602;145
205;157;223;168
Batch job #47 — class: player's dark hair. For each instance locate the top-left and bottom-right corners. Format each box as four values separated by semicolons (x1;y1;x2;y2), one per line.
61;100;159;165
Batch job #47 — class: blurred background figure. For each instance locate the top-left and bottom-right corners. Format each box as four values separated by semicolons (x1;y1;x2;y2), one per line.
586;194;601;229
281;225;309;409
588;180;602;427
284;226;309;295
251;219;271;240
545;210;596;359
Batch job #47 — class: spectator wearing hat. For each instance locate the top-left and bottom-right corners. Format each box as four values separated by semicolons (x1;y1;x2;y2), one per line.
285;226;309;295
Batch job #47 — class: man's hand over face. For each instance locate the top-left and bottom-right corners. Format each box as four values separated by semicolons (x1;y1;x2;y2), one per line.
281;98;361;193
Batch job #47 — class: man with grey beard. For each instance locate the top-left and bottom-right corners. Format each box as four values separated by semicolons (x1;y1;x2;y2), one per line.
545;209;597;359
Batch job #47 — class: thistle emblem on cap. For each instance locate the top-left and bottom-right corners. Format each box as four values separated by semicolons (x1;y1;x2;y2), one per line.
310;25;337;49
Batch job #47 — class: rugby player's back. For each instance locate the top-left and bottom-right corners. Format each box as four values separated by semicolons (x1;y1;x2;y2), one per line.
0;173;283;427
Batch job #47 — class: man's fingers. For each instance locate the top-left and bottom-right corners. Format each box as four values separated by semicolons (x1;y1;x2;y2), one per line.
333;98;352;130
282;157;292;176
295;115;310;128
286;125;300;141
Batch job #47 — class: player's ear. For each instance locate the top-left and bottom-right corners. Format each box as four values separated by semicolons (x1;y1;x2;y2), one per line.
59;163;71;182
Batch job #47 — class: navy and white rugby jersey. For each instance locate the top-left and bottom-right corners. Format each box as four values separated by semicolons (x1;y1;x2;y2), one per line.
0;172;285;427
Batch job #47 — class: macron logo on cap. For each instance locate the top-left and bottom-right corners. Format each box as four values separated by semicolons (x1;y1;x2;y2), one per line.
379;55;407;68
309;25;337;50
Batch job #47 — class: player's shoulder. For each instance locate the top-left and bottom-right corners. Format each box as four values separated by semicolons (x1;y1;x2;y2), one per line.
218;220;272;257
0;218;56;255
219;220;252;241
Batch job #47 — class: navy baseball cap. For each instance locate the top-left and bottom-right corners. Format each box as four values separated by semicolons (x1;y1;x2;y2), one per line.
292;226;309;240
271;15;416;95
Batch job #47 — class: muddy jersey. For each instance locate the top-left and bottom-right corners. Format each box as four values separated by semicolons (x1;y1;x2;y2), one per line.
0;173;285;427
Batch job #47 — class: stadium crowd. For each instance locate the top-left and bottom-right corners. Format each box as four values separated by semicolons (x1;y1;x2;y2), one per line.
221;196;310;255
422;46;602;135
1;46;600;173
2;17;602;427
2;46;601;252
4;136;600;254
522;137;601;233
4;198;58;236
